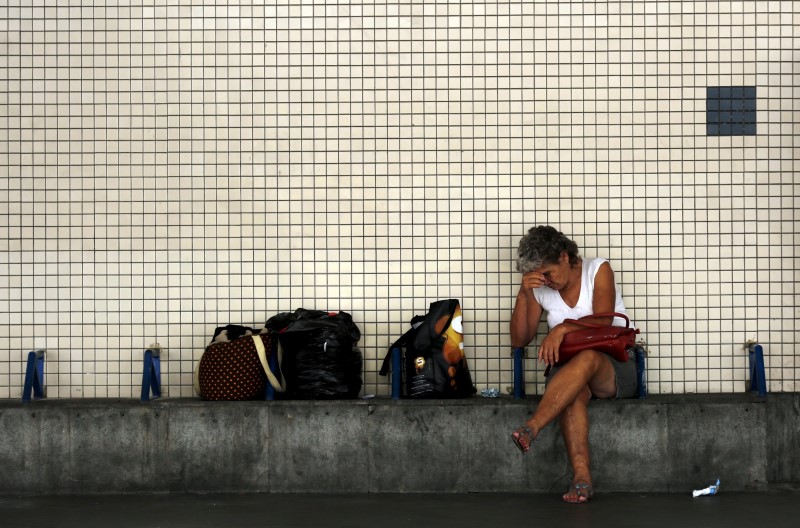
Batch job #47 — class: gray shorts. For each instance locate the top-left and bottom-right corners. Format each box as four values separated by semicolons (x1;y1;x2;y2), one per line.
545;348;638;399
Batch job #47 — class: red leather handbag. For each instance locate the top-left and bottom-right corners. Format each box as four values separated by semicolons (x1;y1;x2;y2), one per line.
556;312;640;367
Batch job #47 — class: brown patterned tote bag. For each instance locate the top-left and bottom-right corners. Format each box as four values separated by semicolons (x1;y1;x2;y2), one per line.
197;334;286;400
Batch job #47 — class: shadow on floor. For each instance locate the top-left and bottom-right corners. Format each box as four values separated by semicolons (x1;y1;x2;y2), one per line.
1;490;798;528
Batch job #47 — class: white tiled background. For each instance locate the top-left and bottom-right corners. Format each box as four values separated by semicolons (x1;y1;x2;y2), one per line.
0;1;797;398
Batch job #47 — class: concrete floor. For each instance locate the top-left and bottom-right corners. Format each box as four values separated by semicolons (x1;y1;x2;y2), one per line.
1;491;798;528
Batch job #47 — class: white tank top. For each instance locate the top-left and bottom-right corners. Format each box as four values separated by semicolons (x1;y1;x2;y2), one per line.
533;258;630;329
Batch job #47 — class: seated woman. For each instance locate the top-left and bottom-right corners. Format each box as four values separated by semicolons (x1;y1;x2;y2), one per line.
509;225;639;504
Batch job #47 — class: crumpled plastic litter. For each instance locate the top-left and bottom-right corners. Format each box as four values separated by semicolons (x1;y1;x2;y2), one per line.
692;478;720;497
481;387;500;397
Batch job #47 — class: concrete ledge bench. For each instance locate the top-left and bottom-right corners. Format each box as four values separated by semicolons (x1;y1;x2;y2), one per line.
1;394;797;495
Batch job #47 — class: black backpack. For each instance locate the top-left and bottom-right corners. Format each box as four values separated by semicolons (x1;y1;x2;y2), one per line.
380;299;476;398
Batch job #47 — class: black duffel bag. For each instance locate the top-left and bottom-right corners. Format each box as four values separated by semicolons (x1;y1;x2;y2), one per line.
265;309;363;399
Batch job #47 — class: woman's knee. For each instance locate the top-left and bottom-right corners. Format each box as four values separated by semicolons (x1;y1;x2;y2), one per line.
568;351;616;395
568;349;608;371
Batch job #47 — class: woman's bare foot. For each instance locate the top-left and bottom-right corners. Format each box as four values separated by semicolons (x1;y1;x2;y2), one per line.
562;481;594;503
510;425;536;453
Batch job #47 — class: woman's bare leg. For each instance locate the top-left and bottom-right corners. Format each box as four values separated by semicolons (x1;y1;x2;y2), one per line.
511;351;618;499
559;389;593;502
522;349;617;438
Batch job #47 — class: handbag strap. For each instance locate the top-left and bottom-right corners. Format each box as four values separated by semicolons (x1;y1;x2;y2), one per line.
251;335;287;393
379;314;426;376
563;312;631;329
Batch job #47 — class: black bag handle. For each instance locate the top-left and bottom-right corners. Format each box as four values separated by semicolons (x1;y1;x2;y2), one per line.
409;299;459;352
380;324;416;376
379;299;460;377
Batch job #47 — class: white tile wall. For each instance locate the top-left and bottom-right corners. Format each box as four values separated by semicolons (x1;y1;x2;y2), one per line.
0;1;797;398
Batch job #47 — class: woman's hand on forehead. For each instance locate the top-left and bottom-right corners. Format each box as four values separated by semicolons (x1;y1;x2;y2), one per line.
522;270;550;290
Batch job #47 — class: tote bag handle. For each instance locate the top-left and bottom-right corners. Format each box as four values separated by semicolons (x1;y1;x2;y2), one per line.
252;335;286;392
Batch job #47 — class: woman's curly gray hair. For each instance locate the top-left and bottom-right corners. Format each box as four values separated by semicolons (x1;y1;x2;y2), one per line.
516;225;580;273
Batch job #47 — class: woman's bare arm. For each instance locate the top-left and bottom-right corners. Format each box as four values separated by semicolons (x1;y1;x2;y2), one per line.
510;280;544;348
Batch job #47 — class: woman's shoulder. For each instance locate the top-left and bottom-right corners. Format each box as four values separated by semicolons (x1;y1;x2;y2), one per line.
584;257;610;274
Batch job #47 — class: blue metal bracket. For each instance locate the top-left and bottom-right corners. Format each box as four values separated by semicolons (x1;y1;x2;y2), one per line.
140;346;162;401
265;339;280;401
512;347;525;399
391;347;402;400
748;343;767;397
635;346;648;399
22;349;46;403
